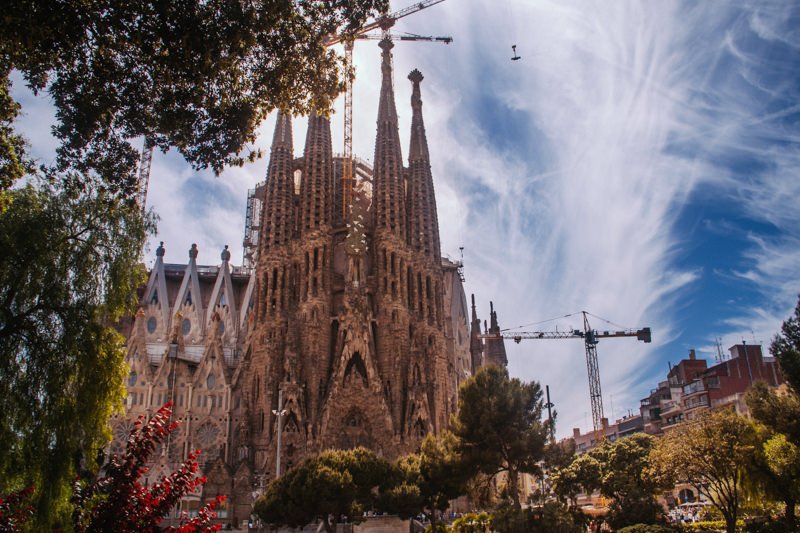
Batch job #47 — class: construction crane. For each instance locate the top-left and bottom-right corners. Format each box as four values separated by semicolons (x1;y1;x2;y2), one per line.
136;138;154;213
484;311;651;441
324;0;451;217
136;1;450;216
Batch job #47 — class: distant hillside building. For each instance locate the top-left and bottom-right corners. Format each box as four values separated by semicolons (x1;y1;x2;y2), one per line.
111;40;506;527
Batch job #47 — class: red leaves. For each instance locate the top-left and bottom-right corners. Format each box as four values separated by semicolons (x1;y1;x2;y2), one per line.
72;403;226;533
0;485;35;533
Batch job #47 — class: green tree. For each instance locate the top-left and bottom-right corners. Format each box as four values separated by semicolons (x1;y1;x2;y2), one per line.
0;177;152;529
0;0;387;196
0;73;32;210
383;431;469;527
544;439;576;473
549;434;667;528
255;447;391;533
650;408;758;533
548;452;598;506
770;296;800;392
745;295;800;529
590;434;666;529
452;366;549;509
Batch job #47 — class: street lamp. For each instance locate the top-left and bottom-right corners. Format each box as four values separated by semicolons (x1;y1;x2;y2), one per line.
272;388;287;477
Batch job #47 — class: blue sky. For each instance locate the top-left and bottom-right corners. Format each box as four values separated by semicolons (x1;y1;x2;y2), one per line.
11;0;800;438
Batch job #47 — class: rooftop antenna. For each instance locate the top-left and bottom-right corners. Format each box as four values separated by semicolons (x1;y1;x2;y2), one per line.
511;44;521;61
715;337;724;362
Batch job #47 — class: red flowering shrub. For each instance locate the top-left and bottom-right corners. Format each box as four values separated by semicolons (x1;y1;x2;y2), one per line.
0;485;35;533
72;403;225;533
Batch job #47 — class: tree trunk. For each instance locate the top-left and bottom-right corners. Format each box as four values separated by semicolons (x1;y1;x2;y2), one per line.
785;497;796;531
507;469;521;509
723;513;736;533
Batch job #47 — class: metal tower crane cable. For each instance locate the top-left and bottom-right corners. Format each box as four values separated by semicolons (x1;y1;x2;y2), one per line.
324;0;451;218
483;311;652;442
135;1;451;217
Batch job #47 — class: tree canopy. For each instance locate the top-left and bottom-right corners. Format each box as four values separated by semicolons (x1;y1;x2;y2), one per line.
0;178;152;528
650;408;758;533
745;294;800;530
382;431;470;525
770;296;800;392
0;0;388;196
550;434;667;529
254;447;392;533
452;365;549;509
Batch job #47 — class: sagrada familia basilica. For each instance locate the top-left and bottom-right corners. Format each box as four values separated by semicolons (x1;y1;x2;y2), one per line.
111;39;507;525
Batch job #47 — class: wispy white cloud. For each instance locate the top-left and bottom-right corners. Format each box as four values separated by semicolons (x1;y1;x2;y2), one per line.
8;0;799;438
400;0;800;434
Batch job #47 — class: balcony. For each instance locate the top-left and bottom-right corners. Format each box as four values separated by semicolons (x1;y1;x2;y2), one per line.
682;380;706;396
660;400;682;418
684;396;710;411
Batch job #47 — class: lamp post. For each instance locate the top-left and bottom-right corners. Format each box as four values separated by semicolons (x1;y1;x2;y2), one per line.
272;388;287;477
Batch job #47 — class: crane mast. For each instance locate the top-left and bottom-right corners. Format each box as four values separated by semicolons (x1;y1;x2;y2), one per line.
485;312;652;441
325;0;451;217
137;138;154;212
135;1;449;216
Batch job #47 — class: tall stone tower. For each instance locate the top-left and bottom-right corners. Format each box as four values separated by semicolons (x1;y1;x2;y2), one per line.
237;38;455;470
110;41;483;528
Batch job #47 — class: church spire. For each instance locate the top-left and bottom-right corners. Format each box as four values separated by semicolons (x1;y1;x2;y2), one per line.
406;69;441;262
469;294;483;372
261;111;295;253
486;301;508;368
373;38;407;239
300;110;334;234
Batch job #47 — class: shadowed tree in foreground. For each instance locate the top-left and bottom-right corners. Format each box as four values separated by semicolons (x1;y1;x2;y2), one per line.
255;447;391;533
0;177;152;529
746;295;800;530
451;366;550;509
0;0;388;199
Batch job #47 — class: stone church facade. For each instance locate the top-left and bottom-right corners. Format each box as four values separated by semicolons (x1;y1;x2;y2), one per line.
111;39;507;527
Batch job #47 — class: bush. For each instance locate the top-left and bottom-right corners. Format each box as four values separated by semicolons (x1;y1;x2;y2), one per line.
450;512;492;533
617;525;678;533
680;520;742;531
744;521;793;533
491;504;534;533
532;502;585;533
608;498;665;530
424;522;450;533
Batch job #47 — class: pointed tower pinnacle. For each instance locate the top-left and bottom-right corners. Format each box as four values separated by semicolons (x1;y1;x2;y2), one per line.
261;111;295;254
373;38;407;239
486;301;508;368
300;110;334;235
406;69;441;262
469;294;483;372
408;69;429;161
